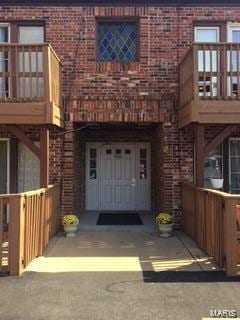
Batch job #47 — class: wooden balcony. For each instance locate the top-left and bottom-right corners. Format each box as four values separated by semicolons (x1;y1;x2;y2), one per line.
179;43;240;128
0;44;63;127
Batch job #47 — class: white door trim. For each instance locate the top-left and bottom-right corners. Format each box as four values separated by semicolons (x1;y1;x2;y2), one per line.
85;142;151;211
0;138;10;194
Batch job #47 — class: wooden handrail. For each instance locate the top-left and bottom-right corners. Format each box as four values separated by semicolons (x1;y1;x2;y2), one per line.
182;183;239;276
182;182;240;198
0;184;61;276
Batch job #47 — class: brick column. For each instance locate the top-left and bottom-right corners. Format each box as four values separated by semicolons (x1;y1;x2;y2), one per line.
154;117;182;228
62;113;75;215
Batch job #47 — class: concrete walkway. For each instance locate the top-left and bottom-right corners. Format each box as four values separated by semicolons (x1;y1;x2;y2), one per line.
26;231;219;273
0;230;239;320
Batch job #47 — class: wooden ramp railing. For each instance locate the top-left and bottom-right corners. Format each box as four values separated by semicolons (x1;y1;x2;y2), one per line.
182;183;239;276
0;184;60;276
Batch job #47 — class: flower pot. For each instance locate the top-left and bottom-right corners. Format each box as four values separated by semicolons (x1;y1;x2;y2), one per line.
236;205;240;228
63;223;78;237
237;241;240;264
210;178;224;189
158;223;173;238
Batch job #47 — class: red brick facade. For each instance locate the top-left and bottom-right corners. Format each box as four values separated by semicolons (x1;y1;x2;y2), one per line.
1;4;240;227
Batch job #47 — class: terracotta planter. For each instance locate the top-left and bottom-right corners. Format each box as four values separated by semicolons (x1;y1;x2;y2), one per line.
63;223;78;237
210;178;224;189
158;223;173;238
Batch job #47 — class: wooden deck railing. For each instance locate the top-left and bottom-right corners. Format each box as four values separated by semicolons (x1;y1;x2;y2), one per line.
182;183;240;276
0;184;60;276
0;43;61;106
179;43;240;108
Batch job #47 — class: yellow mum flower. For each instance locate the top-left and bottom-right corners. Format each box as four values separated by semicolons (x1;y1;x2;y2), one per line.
156;213;172;225
62;214;79;226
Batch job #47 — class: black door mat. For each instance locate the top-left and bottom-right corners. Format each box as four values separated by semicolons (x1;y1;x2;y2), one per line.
96;212;143;225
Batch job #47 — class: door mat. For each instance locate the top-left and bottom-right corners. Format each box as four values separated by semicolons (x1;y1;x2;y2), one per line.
96;212;143;225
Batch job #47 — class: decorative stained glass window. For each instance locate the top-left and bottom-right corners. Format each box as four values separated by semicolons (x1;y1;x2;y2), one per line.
98;22;137;62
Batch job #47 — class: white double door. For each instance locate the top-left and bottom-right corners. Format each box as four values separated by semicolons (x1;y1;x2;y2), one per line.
86;143;151;211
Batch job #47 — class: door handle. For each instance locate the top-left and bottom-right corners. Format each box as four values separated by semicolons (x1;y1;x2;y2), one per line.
131;178;136;187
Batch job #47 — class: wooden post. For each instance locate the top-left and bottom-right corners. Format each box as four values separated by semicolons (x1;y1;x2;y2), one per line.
40;126;49;188
0;199;3;270
8;195;25;276
9;125;40;159
10;138;18;193
224;198;237;276
193;44;199;100
43;45;52;104
223;139;229;192
38;192;45;257
195;125;205;187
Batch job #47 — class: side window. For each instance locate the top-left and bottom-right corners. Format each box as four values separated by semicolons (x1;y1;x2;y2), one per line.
139;148;147;180
89;148;97;180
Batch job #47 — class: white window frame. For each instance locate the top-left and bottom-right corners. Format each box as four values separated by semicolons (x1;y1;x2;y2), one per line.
0;23;10;44
194;26;220;43
227;23;240;42
0;24;11;99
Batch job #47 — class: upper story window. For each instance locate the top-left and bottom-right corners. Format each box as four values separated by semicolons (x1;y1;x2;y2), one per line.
97;21;138;62
194;26;220;43
0;25;9;43
0;24;45;100
18;26;44;43
228;24;240;42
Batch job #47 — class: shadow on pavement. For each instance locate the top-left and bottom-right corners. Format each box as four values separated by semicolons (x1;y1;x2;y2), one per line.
143;270;240;283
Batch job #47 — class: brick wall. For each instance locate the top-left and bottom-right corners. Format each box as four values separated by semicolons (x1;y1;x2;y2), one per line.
1;4;240;226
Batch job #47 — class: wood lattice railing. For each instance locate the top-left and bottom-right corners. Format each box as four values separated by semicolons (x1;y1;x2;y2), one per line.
179;43;240;108
182;183;240;276
0;184;60;276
